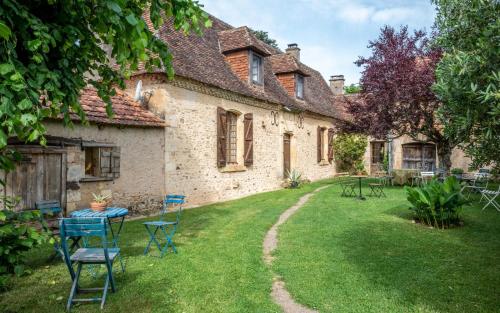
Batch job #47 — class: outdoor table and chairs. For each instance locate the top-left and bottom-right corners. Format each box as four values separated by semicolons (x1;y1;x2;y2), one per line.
351;175;368;200
70;207;128;273
460;172;490;199
338;173;357;197
368;174;387;198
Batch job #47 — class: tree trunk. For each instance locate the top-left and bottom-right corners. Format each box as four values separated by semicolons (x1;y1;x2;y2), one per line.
437;143;453;172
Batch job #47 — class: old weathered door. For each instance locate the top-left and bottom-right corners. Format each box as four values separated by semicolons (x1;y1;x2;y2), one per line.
283;134;291;178
3;147;66;211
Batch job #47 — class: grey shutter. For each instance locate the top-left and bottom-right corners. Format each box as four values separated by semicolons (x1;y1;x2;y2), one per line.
217;107;227;167
111;146;121;178
244;113;253;166
99;147;112;177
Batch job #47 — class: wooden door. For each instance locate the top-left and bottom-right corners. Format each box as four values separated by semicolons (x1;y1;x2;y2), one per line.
4;147;67;211
283;134;291;178
370;141;385;174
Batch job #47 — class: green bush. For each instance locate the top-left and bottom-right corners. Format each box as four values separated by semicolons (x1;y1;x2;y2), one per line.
332;134;368;173
451;168;464;175
405;176;469;229
0;197;48;290
392;169;418;185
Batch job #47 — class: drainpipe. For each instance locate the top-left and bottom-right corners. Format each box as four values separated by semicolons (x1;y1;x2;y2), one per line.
387;135;393;173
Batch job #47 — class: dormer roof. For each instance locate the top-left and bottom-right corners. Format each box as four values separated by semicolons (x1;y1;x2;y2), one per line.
218;26;273;56
270;53;310;76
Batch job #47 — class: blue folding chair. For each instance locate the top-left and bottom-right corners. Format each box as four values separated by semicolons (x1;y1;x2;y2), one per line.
36;200;80;261
60;218;120;311
143;194;185;257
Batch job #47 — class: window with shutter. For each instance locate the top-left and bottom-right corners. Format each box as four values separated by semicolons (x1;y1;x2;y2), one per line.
83;145;121;181
328;128;335;163
243;113;253;166
217;107;227;167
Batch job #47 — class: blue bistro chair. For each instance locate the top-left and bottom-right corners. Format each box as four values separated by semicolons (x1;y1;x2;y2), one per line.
36;200;80;260
59;217;120;311
143;194;185;257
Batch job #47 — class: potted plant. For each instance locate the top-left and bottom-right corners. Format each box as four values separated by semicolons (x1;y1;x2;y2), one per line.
451;168;464;179
90;192;111;212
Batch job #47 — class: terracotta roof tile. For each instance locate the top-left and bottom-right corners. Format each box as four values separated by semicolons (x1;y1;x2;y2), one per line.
269;54;310;76
70;88;164;128
218;26;274;56
132;14;346;120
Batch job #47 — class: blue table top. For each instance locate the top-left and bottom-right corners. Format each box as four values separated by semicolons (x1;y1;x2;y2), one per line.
70;207;129;219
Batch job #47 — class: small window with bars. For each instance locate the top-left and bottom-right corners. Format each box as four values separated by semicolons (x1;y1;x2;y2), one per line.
226;112;238;164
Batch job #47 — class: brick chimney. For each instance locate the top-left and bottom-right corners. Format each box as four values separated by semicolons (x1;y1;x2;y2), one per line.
285;43;300;61
329;75;345;95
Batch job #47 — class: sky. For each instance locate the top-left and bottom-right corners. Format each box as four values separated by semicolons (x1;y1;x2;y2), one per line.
202;0;437;85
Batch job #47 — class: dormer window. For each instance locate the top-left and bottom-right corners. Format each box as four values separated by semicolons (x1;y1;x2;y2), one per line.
296;74;304;99
250;52;263;85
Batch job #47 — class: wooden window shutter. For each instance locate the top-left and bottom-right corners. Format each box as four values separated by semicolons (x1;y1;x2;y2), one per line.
111;147;121;178
99;147;112;178
328;128;335;164
243;113;253;166
317;126;322;163
217;107;227;167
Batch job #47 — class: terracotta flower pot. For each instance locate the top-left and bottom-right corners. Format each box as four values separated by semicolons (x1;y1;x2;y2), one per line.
90;202;107;212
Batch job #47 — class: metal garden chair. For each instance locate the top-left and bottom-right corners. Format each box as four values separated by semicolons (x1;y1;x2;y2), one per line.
419;171;435;186
461;172;489;199
368;175;386;198
143;194;185;257
480;186;500;212
338;174;356;197
36;200;79;260
59;217;120;311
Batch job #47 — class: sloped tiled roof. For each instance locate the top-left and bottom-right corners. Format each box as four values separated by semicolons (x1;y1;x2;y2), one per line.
134;13;345;120
218;26;274;56
72;88;164;128
270;54;310;76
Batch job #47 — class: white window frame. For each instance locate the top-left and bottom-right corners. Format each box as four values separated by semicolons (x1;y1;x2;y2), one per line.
250;51;264;85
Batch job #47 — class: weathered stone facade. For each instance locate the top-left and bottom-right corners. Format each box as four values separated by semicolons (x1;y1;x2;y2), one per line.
364;134;472;174
45;122;165;214
127;77;337;206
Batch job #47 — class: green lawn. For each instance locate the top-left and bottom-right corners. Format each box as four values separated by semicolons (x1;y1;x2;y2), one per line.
2;181;499;313
0;180;331;313
274;184;500;313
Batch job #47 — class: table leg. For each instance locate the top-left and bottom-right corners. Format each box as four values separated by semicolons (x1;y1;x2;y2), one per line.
357;178;366;200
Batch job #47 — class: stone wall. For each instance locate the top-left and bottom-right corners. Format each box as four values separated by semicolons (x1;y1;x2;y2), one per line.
127;77;336;206
45;122;165;214
364;135;473;172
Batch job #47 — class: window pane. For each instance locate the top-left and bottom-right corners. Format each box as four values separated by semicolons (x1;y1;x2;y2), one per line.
226;112;238;163
296;75;304;98
251;54;261;83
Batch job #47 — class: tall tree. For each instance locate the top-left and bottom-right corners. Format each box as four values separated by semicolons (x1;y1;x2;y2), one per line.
342;26;457;170
0;0;210;175
433;0;499;170
250;29;279;49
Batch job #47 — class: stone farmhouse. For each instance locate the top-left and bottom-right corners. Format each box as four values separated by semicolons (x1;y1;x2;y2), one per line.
2;13;350;213
123;15;352;206
2;12;473;213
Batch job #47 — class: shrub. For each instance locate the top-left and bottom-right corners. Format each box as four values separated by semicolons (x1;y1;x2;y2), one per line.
405;176;469;229
451;168;464;175
286;169;302;189
0;197;48;290
332;134;368;173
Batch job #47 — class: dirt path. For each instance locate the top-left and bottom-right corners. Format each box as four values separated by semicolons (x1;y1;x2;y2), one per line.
263;185;329;313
